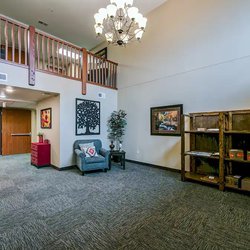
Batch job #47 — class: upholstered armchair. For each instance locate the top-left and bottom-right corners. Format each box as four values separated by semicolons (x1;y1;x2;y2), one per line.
73;139;110;175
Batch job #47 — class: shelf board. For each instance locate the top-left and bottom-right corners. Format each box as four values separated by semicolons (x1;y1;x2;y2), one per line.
224;158;250;163
224;130;250;135
185;130;219;134
225;184;250;192
185;151;219;159
185;172;219;185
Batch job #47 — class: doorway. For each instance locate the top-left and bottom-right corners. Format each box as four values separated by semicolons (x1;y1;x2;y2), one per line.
2;108;31;155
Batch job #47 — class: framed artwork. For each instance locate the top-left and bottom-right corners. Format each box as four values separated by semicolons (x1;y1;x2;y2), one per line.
41;108;52;129
151;104;183;136
76;98;100;135
95;47;107;59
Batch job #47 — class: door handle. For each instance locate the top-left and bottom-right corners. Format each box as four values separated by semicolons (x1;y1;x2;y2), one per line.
11;133;31;136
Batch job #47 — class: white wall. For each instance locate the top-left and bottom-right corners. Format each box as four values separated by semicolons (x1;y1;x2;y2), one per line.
107;0;250;169
0;63;118;168
31;109;37;143
36;96;60;167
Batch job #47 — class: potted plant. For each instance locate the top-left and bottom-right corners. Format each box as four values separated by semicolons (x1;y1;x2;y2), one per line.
107;110;127;151
37;132;44;143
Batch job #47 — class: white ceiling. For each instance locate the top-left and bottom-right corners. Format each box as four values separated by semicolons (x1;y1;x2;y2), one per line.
0;85;58;109
0;0;167;50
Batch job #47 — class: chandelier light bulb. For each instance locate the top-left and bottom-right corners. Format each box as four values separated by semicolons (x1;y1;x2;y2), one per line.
106;4;117;18
127;7;138;20
105;32;114;42
135;13;143;23
125;0;133;6
116;0;125;9
94;13;103;25
95;24;103;35
98;8;107;19
139;17;147;29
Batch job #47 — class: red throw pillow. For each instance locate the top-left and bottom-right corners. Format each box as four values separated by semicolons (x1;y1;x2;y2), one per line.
86;146;97;157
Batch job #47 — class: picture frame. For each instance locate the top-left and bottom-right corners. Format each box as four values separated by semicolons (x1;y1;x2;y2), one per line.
76;98;100;135
95;47;107;59
41;108;52;129
151;104;183;136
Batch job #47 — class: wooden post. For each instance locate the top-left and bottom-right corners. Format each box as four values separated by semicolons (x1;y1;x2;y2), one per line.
82;48;87;95
28;26;36;86
219;112;225;191
181;114;185;181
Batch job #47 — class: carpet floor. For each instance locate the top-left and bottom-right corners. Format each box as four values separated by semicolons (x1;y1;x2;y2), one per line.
0;154;249;250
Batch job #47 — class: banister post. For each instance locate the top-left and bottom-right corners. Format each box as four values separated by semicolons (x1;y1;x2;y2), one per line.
28;25;36;86
82;48;87;95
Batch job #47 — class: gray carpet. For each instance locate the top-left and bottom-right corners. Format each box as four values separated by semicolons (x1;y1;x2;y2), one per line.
0;154;249;250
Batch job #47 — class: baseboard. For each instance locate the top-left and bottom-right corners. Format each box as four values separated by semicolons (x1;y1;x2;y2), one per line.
126;159;181;173
50;164;76;171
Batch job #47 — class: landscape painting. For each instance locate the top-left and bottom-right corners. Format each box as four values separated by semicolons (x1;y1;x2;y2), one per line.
151;104;183;136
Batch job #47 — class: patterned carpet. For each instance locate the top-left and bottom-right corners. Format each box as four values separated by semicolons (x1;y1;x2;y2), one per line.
0;154;249;250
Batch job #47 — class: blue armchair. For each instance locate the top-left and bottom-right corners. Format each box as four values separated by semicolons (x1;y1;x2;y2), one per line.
73;139;110;175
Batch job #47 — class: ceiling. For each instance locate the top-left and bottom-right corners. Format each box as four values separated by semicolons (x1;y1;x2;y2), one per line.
0;0;167;50
0;85;58;109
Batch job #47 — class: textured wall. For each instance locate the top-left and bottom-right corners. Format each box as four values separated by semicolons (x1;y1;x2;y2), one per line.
108;0;250;169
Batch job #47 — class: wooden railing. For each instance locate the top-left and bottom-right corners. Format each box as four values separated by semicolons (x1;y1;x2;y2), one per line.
0;15;118;91
0;16;28;65
35;31;82;80
87;52;118;89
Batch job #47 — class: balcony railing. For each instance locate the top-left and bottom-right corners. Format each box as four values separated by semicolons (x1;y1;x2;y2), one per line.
0;15;118;92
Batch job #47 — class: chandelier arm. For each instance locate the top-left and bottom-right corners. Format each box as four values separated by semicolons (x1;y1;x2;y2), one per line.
125;20;134;38
111;18;120;42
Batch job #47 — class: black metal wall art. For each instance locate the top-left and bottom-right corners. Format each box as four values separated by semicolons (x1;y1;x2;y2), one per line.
76;98;100;135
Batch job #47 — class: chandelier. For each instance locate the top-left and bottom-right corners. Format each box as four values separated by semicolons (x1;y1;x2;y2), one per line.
94;0;147;46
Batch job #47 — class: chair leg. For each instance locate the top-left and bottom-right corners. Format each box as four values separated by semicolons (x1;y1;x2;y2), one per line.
81;171;85;176
104;168;107;172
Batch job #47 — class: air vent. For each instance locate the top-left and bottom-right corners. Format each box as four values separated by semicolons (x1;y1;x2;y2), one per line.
0;73;7;82
98;92;106;99
38;20;48;27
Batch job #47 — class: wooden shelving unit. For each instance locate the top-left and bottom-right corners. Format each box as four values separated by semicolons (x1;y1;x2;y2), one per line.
181;109;250;192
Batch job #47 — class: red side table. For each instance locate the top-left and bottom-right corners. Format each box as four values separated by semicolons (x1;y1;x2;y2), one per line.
31;143;51;168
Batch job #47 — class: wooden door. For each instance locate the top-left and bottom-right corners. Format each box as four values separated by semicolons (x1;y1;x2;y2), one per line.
2;108;31;155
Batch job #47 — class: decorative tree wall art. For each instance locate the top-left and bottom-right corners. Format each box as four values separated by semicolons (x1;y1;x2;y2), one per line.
76;98;100;135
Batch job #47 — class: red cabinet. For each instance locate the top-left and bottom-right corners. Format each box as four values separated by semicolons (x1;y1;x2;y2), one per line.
31;143;51;167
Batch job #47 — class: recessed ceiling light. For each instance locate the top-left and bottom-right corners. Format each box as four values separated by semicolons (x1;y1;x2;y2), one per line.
6;86;14;93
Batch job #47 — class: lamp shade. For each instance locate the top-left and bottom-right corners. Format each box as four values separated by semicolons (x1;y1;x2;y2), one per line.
95;24;103;35
107;4;117;17
98;8;107;19
116;0;125;9
94;13;103;25
125;0;133;6
139;17;147;29
127;7;138;20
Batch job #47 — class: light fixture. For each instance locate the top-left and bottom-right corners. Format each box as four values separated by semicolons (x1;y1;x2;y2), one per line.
6;86;14;93
0;92;6;98
94;0;147;46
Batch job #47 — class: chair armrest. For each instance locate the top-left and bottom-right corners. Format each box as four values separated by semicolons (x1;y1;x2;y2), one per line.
99;148;109;157
75;149;85;158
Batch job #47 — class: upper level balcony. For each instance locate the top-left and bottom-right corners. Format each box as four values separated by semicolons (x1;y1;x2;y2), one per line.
0;15;118;94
